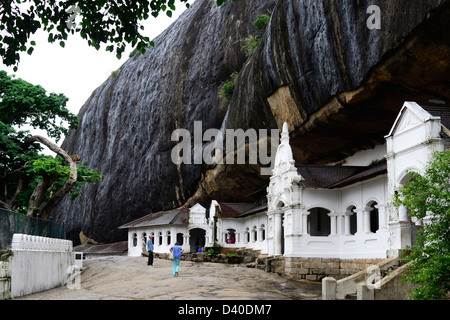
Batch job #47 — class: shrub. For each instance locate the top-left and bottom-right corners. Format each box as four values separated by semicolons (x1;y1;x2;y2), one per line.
240;35;261;59
240;13;270;59
218;72;238;103
394;150;450;300
253;13;270;31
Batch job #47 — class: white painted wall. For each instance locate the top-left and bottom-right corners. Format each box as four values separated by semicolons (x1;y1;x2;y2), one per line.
219;213;268;254
385;101;447;251
286;176;390;259
127;225;189;256
9;234;73;298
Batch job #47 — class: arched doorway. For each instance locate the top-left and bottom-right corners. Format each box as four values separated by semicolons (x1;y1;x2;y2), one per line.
189;228;205;253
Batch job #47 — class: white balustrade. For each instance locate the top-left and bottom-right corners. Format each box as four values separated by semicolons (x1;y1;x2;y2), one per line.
10;233;72;252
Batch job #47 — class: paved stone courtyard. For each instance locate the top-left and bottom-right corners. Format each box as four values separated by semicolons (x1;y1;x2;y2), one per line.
15;255;322;300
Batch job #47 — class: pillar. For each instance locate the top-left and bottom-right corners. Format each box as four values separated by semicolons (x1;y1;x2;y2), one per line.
322;277;337;300
328;211;337;236
375;204;388;230
356;208;364;234
302;211;309;234
344;210;352;236
274;210;283;255
399;205;409;221
363;206;374;233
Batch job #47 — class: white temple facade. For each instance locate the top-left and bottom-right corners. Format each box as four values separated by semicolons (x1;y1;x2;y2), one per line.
120;101;449;259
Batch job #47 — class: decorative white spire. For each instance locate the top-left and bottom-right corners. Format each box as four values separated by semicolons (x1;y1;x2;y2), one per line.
273;122;294;175
281;122;289;144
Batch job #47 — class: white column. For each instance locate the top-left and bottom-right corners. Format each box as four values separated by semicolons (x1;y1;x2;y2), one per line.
375;204;388;231
399;205;409;221
337;213;345;235
356;208;364;234
267;213;274;255
274;211;283;255
344;210;352;236
302;211;309;234
364;206;374;233
328;211;337;236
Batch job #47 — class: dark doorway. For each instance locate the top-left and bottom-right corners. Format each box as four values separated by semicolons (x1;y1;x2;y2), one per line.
189;228;205;253
177;233;184;245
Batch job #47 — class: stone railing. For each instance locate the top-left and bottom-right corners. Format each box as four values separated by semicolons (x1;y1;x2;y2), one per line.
11;234;72;252
322;255;402;300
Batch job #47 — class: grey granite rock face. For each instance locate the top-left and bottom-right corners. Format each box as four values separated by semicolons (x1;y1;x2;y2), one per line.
54;0;449;244
53;0;277;244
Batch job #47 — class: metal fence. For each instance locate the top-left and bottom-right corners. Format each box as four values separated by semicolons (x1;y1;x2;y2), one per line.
0;208;66;250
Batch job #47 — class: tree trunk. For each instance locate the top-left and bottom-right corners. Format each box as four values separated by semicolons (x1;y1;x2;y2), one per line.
25;135;78;219
27;178;51;217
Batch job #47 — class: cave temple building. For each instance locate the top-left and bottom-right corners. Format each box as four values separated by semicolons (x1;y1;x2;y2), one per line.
119;101;449;261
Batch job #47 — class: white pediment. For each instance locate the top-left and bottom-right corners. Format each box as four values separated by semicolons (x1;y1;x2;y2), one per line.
190;203;206;214
189;203;207;224
386;101;437;138
394;109;422;135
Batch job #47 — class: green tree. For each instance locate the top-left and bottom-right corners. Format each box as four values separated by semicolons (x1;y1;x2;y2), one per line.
0;70;102;219
0;0;237;71
394;150;450;300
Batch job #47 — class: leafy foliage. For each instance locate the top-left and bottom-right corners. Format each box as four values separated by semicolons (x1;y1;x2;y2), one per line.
0;71;102;217
240;35;261;59
240;13;270;59
218;72;238;103
253;13;270;31
31;156;102;201
394;150;450;300
0;70;78;141
0;0;193;71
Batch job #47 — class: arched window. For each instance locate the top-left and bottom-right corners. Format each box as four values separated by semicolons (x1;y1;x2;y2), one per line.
346;206;357;235
276;201;285;210
167;231;171;245
150;232;155;243
245;228;250;243
368;201;379;233
252;226;258;242
158;232;163;246
226;229;236;244
260;224;266;241
132;233;138;247
307;207;331;236
141;232;147;250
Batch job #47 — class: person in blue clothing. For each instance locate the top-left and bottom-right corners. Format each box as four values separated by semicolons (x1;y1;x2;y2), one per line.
147;235;154;266
170;242;184;276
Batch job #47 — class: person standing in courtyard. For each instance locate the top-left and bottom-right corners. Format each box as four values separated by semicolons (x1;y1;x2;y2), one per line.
147;235;154;266
170;242;184;276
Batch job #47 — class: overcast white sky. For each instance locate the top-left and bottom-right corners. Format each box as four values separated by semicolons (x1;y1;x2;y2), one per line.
1;0;190;155
2;1;192;147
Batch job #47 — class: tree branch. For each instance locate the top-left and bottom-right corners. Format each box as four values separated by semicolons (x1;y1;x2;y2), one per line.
25;135;77;219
